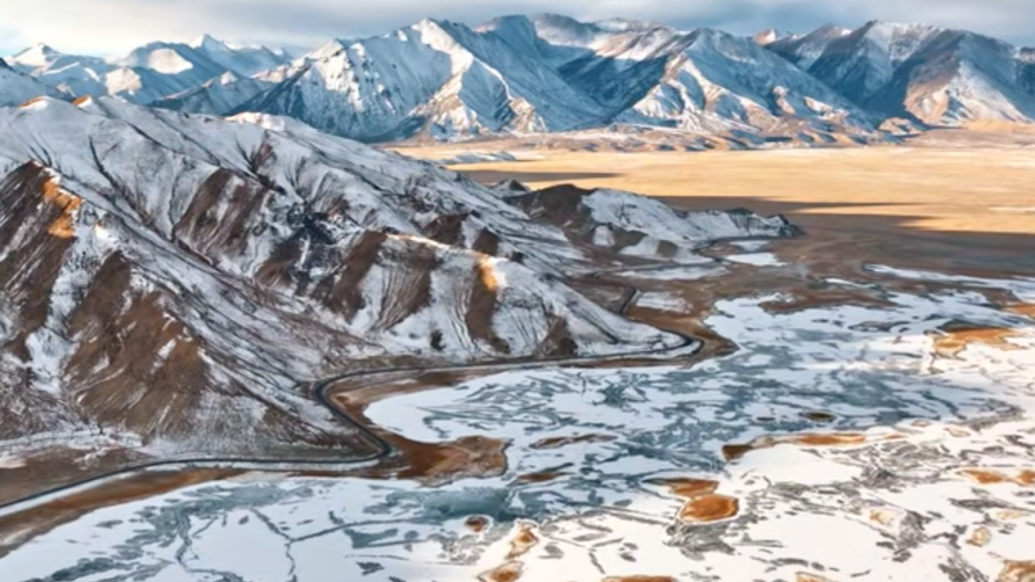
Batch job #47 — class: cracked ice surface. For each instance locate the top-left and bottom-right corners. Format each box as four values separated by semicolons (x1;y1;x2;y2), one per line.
4;268;1035;581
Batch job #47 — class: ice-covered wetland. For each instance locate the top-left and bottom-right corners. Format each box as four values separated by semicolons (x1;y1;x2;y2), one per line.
3;264;1035;582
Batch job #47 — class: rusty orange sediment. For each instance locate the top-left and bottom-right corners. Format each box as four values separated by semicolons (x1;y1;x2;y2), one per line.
928;325;1022;359
959;468;1035;487
529;434;617;450
648;477;739;523
478;561;523;582
506;522;539;560
41;174;82;239
721;432;889;462
995;560;1035;582
465;515;490;533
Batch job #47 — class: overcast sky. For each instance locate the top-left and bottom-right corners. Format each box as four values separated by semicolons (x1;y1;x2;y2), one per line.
3;0;1035;57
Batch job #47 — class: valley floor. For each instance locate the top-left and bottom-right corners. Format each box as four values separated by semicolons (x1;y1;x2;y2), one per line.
402;144;1035;273
3;145;1035;581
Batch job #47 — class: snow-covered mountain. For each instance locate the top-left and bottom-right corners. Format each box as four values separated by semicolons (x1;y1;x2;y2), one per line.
0;57;68;106
219;19;611;142
4;37;290;104
173;15;874;142
0;96;795;464
481;15;872;136
189;34;289;77
766;20;1035;125
7;14;1035;140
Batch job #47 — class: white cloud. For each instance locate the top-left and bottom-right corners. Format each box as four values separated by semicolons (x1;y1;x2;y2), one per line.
3;0;1035;57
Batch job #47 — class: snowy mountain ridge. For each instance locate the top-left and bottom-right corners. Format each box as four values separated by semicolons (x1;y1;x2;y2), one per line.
3;36;292;106
6;14;1035;141
767;19;1035;125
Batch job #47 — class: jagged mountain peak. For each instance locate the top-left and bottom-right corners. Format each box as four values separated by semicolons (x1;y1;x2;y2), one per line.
307;38;350;59
762;17;1035;126
754;29;781;46
188;33;228;51
7;13;1035;139
11;42;61;64
593;17;670;33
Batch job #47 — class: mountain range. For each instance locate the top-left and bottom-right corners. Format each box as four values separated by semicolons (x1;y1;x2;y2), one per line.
4;14;1035;144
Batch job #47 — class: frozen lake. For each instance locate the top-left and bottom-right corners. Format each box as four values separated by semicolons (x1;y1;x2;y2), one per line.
4;267;1035;582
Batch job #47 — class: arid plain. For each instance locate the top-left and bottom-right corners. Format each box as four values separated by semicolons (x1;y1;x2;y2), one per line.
398;143;1035;274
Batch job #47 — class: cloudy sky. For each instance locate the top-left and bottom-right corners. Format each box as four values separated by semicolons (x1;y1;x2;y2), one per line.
3;0;1035;57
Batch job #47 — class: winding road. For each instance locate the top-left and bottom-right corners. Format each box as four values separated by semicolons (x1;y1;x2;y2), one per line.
0;278;700;520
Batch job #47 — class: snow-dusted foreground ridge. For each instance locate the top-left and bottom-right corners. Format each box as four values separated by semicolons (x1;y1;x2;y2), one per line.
0;96;796;499
5;267;1035;581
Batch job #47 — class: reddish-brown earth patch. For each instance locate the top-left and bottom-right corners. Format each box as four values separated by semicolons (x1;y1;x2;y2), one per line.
465;515;490;533
722;432;879;461
479;561;523;582
1008;302;1035;318
506;523;540;559
799;411;837;423
797;573;839;582
650;477;739;523
473;524;540;582
960;469;1035;487
600;571;678;575
514;469;568;484
649;477;719;499
929;323;1022;359
40;175;82;238
996;559;1035;582
389;435;509;486
679;494;740;523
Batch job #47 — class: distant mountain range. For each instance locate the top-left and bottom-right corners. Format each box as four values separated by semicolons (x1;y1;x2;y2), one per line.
4;14;1035;144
